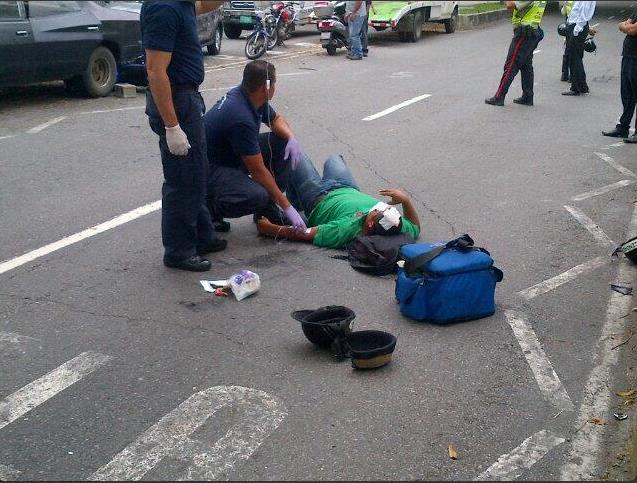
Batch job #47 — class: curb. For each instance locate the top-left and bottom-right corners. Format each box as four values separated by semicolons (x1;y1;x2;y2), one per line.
458;9;510;31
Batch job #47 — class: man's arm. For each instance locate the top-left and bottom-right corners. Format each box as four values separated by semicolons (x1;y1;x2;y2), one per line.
620;18;637;35
243;153;291;208
270;114;294;141
195;1;224;15
145;49;178;127
345;0;363;20
256;217;317;241
379;189;420;229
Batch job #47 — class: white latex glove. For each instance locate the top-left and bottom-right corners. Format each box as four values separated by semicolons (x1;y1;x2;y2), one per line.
165;124;191;156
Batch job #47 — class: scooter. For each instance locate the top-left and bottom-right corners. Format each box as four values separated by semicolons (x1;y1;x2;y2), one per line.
315;1;349;56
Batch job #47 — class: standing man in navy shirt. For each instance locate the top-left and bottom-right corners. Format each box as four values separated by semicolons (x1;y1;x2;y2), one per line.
204;60;307;230
141;0;226;272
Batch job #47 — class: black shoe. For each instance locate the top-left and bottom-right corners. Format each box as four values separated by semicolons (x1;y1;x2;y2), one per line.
580;85;589;94
513;96;533;106
485;96;504;106
602;127;629;138
625;134;637;144
164;255;211;272
363;50;368;57
213;219;231;233
562;90;580;96
198;238;227;255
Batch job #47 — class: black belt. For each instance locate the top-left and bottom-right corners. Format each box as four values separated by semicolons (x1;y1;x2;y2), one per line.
171;83;199;92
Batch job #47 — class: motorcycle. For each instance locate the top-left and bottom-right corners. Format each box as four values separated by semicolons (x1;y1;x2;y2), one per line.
270;1;299;45
244;11;279;59
315;1;348;56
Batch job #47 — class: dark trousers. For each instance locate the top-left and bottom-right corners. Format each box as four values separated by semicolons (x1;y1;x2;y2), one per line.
619;57;637;129
206;133;290;219
495;26;544;100
146;88;217;263
566;22;589;93
562;49;570;79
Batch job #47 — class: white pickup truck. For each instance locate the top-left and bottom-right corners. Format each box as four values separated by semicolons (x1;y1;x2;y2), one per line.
368;1;459;42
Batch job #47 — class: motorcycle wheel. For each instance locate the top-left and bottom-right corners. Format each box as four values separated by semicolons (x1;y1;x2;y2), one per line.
326;43;337;56
267;27;279;50
245;32;267;59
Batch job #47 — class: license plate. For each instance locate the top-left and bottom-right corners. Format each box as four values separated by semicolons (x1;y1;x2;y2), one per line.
240;15;252;24
320;31;331;40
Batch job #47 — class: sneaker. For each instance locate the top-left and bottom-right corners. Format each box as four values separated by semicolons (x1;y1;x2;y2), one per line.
164;255;211;272
346;53;362;60
484;96;504;106
602;127;629;138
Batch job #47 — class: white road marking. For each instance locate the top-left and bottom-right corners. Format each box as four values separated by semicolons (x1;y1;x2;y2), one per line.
0;464;21;480
533;49;542;54
505;311;574;411
26;116;66;134
571;180;635;201
0;200;161;276
264;50;286;55
293;42;315;46
80;106;145;115
0;135;16;141
362;94;431;121
594;152;636;177
475;430;565;481
564;205;616;248
0;351;111;431
603;142;627;149
90;386;287;481
213;54;243;60
390;71;415;78
0;331;38;349
518;256;608;301
561;204;637;480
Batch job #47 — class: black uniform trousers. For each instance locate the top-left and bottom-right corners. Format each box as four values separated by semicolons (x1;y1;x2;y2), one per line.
619;57;637;129
565;22;589;93
206;133;290;220
495;26;544;101
146;87;217;263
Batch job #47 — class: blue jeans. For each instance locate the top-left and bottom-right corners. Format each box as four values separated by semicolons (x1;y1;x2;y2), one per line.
348;15;365;58
287;154;359;215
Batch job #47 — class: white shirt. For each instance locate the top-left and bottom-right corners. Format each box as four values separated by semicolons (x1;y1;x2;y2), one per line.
567;1;596;36
345;1;367;18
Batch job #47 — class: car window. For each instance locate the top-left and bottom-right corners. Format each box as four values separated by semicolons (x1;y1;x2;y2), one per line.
27;1;81;18
0;1;22;20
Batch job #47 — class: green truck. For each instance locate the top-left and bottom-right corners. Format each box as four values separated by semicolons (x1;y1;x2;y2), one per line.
368;1;459;42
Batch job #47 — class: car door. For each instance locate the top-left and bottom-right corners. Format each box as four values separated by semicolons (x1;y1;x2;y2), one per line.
27;1;101;82
0;1;36;86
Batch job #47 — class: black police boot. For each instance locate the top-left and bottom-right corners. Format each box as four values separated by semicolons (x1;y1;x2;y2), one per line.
164;255;211;272
198;238;227;256
484;96;504;106
513;96;533;106
602;126;629;138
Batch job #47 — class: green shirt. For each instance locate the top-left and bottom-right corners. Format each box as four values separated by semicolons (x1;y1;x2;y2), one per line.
308;187;420;249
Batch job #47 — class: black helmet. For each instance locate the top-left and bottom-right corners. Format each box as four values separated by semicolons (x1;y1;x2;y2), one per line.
584;38;596;53
557;23;567;37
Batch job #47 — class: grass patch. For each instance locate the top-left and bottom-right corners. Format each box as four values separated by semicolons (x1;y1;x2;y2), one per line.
459;2;507;15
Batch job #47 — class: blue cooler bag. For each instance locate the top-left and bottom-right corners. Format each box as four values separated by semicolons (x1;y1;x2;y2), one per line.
395;234;503;323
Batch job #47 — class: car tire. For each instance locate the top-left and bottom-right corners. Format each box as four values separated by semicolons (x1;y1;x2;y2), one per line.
79;46;117;98
444;7;458;34
207;27;223;55
224;23;242;39
405;12;423;42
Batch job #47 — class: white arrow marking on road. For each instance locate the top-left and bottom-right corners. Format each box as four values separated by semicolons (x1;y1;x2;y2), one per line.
0;200;161;276
505;311;574;411
0;351;111;430
475;430;565;481
518;256;609;301
89;386;287;481
571;179;636;201
564;205;616;248
26;116;66;134
594;152;637;178
362;94;431;121
561;203;637;480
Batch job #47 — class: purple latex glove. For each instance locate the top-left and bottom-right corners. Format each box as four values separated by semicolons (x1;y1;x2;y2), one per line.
284;137;302;170
283;205;307;230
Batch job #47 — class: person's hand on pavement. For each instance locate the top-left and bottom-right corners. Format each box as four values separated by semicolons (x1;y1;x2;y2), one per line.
284;137;302;170
379;188;409;205
165;124;191;156
283;205;307;230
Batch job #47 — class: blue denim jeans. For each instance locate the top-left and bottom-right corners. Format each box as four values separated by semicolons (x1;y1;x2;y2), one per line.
287;154;359;215
348;15;365;58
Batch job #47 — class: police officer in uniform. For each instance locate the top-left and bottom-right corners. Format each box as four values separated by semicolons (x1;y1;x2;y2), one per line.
560;1;574;82
485;1;546;107
562;1;596;96
141;0;226;272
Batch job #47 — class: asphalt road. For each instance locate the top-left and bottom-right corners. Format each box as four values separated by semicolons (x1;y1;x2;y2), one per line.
2;5;637;481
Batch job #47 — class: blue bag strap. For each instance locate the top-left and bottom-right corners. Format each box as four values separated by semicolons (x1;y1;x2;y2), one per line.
404;234;477;277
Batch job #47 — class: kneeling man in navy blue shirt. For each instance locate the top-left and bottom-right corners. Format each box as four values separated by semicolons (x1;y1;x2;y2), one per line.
204;60;307;231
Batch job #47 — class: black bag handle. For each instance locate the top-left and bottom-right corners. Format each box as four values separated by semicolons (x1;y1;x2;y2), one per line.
404;234;476;277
